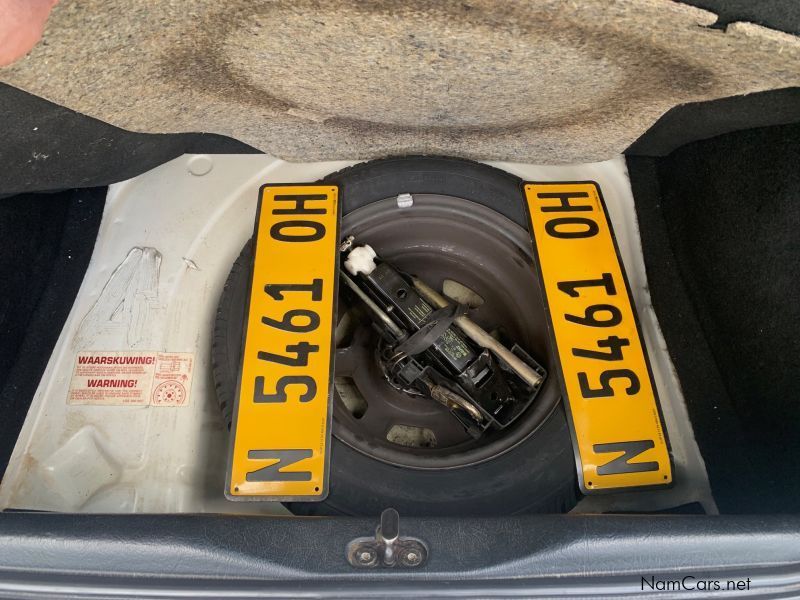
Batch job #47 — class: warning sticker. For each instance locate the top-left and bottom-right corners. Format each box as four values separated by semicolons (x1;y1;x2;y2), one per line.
68;351;194;407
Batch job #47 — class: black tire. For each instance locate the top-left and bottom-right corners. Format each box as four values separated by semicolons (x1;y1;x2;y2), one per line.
212;156;579;516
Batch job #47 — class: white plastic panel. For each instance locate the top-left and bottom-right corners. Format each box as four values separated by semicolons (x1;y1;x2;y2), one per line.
0;155;715;514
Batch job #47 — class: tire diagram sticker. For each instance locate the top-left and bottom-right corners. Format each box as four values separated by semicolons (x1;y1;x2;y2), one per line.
68;351;194;407
152;381;187;406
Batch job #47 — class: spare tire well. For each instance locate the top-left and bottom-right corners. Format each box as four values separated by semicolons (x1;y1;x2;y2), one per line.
212;157;578;516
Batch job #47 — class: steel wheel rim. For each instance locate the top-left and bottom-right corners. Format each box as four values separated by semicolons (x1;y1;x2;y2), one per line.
332;194;561;470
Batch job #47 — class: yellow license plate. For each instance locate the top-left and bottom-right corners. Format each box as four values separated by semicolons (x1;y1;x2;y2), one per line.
524;182;672;492
226;184;340;501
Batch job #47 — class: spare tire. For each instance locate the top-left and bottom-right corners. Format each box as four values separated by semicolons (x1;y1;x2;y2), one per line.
212;156;578;516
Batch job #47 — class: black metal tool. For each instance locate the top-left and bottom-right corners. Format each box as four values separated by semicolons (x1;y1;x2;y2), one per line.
340;239;546;437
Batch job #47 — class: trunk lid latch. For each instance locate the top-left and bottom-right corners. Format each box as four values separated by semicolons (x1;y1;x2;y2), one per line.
346;508;428;568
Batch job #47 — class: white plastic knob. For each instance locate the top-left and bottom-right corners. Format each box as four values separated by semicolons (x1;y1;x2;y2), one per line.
344;244;378;276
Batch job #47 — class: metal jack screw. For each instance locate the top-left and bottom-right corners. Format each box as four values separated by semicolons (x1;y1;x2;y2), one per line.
346;508;428;568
